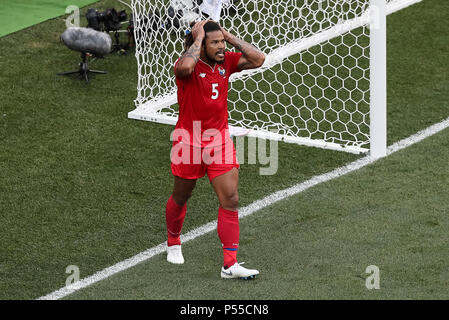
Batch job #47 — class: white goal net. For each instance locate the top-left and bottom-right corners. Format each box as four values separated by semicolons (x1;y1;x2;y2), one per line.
128;0;421;154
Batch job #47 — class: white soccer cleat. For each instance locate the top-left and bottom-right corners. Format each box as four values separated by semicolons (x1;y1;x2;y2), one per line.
167;245;184;264
221;262;259;280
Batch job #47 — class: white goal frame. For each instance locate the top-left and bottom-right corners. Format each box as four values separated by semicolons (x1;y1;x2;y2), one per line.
128;0;422;158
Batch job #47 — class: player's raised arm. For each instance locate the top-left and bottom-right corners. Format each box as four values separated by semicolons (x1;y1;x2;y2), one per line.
174;20;208;78
221;27;265;71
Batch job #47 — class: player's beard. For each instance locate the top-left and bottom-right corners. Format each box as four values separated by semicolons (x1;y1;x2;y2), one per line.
205;51;225;65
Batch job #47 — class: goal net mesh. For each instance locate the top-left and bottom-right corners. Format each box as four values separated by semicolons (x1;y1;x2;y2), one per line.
129;0;400;152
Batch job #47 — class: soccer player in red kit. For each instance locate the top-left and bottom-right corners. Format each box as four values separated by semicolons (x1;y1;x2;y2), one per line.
165;20;265;279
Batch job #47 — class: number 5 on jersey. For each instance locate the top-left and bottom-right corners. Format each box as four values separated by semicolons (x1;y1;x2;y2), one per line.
211;83;219;100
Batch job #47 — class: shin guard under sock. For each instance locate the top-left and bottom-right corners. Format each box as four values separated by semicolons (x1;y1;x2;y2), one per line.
217;207;239;268
165;195;187;246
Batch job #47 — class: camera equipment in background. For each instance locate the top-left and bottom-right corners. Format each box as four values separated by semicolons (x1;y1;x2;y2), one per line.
86;7;132;54
58;27;112;84
86;8;127;32
128;0;205;44
166;0;240;27
166;0;201;29
128;5;197;39
101;0;242;52
130;0;240;37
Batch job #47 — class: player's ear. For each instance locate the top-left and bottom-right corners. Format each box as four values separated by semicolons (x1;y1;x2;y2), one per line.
201;37;206;50
201;42;205;55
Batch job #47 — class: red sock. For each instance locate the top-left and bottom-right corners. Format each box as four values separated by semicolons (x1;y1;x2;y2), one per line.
165;195;187;246
217;207;239;268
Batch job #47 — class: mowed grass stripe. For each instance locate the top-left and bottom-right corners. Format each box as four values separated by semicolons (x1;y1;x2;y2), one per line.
42;114;442;299
65;123;449;300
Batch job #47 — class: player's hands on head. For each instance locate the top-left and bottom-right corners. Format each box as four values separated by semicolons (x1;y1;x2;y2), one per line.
192;20;208;41
219;25;231;41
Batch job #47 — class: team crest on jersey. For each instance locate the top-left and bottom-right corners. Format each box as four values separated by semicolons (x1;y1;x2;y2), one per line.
218;66;226;77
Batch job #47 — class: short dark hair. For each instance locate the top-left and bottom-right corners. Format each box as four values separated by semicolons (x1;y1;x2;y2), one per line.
203;20;221;34
183;20;222;52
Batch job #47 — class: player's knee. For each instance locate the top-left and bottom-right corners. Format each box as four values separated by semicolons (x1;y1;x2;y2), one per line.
172;190;193;206
221;192;239;211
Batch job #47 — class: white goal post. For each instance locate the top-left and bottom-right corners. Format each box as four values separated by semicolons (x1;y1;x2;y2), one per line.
128;0;422;157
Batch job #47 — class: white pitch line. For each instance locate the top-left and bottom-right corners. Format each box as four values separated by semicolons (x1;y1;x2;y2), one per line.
38;116;449;300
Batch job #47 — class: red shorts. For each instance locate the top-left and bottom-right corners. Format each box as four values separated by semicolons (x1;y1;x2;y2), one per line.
171;138;239;182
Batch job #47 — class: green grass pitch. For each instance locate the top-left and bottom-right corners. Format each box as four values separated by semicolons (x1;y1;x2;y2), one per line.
0;0;448;299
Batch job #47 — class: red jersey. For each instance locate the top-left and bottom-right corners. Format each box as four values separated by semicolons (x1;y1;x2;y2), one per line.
174;51;242;148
